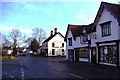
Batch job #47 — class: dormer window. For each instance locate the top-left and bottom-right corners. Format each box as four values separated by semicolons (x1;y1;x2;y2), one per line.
83;33;88;42
100;21;111;37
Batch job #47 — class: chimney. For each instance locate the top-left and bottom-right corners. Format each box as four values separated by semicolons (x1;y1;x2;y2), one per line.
54;28;57;34
51;30;53;36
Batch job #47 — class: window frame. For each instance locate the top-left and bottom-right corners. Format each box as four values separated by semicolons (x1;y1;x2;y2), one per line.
52;43;55;47
68;38;72;46
62;43;64;47
82;33;88;42
100;21;111;37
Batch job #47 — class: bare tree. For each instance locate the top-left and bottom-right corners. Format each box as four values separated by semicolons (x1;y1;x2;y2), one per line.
7;28;23;56
32;28;47;46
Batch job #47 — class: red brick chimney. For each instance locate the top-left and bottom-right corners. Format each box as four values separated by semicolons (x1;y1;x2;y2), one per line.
51;30;53;36
54;28;57;34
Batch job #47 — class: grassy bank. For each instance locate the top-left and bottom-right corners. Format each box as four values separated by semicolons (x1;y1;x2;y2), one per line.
1;56;19;62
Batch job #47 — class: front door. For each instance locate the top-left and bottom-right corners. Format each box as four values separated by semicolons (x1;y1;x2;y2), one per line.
75;48;79;62
91;47;96;63
68;50;74;61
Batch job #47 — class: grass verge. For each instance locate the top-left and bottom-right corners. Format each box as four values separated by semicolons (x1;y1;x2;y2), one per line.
1;56;20;62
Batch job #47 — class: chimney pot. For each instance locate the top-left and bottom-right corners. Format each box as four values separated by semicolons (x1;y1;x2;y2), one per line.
54;28;57;34
51;30;53;36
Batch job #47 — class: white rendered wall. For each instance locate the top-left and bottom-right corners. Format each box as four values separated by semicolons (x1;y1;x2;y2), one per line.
48;34;66;56
66;29;74;59
95;8;119;43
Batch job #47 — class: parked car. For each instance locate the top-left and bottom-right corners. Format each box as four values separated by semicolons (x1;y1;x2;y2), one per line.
17;52;21;56
33;52;39;56
29;51;33;54
21;52;26;56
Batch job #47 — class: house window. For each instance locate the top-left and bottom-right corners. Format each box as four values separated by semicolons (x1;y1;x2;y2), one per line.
83;34;88;42
62;49;64;55
62;43;64;47
52;49;55;55
68;38;72;46
100;21;111;37
52;43;54;47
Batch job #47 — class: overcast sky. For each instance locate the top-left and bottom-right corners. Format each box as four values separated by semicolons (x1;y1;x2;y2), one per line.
1;0;120;38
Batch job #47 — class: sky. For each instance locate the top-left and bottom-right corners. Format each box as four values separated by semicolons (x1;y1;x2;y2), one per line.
1;0;120;38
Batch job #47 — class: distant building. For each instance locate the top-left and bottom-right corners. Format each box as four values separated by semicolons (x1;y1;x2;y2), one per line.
40;28;66;56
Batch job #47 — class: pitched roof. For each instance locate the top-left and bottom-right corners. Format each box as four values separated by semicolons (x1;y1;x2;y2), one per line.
65;23;94;41
92;2;120;31
69;24;83;37
43;32;64;43
103;2;120;19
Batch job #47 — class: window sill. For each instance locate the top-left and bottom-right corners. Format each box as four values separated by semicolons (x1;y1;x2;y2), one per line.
102;34;111;37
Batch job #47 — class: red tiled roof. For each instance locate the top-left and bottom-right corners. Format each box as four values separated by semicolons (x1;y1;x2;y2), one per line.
65;23;94;41
103;2;120;19
69;24;83;37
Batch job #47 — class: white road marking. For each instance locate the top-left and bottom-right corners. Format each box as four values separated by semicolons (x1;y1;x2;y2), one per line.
10;75;14;78
21;63;25;79
68;73;88;80
51;67;62;72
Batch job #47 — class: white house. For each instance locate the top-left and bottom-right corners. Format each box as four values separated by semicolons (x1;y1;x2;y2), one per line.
65;23;95;62
65;2;120;67
90;2;120;67
41;28;66;56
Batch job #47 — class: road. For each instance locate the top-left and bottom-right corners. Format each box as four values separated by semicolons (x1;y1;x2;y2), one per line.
2;53;120;80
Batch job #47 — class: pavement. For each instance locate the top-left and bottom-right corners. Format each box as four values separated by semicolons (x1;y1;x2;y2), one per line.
2;53;120;80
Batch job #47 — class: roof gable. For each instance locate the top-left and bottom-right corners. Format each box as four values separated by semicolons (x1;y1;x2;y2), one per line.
65;23;94;41
92;2;120;31
43;32;64;43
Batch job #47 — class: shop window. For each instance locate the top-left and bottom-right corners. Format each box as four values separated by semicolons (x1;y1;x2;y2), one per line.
100;46;117;64
100;21;111;37
79;48;89;58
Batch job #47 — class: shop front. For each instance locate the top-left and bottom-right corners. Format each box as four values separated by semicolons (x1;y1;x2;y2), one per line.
79;47;89;62
99;45;117;66
68;49;74;61
96;40;120;67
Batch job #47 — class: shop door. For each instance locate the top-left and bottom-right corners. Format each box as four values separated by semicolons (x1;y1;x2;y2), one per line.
68;50;74;61
75;48;79;62
91;48;96;63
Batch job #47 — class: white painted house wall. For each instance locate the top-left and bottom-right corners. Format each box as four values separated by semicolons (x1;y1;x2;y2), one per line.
74;36;88;48
95;8;119;64
66;29;74;59
48;34;66;56
95;8;119;43
90;32;96;47
118;24;120;39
